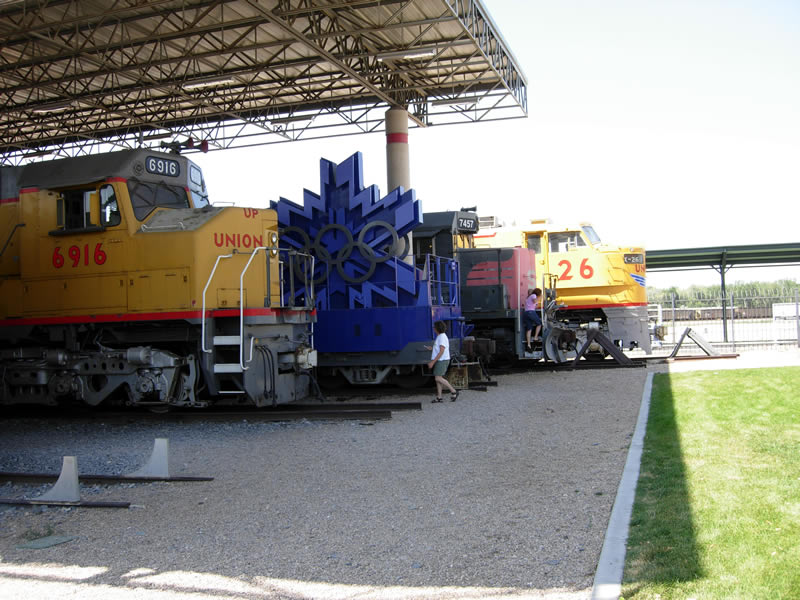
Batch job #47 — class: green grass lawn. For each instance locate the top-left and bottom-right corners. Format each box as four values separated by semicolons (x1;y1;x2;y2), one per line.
622;367;800;599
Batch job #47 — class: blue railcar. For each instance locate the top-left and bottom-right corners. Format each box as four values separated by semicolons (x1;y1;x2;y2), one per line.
271;152;463;386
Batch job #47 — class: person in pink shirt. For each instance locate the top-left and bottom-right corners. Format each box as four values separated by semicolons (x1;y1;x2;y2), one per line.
523;288;542;353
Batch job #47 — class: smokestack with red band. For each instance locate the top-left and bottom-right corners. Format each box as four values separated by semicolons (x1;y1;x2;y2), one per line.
385;107;413;264
385;107;410;193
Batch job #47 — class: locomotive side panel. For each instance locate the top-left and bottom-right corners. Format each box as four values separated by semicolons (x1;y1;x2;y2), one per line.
10;188;278;317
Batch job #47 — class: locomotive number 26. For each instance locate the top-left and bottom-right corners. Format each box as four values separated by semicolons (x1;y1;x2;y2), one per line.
53;243;107;268
558;258;594;281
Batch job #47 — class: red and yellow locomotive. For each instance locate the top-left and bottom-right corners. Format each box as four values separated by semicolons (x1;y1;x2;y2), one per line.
475;217;650;358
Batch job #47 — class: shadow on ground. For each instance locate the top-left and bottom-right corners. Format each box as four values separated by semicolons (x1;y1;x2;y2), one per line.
622;373;702;596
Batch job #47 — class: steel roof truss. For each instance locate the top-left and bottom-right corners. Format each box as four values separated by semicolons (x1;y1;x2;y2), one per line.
1;0;526;161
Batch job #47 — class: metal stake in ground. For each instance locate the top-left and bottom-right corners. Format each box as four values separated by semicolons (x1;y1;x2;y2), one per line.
0;456;131;508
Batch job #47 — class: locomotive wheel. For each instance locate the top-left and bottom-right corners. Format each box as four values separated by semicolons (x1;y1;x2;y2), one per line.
544;328;576;364
544;331;566;364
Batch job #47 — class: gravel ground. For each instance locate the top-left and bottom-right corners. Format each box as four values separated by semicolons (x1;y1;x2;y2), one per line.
0;365;652;599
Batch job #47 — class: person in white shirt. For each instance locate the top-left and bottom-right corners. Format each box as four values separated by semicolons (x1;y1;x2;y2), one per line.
425;320;459;403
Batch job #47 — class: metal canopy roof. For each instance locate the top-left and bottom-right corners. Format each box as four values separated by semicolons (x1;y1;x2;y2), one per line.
0;0;527;165
647;243;800;271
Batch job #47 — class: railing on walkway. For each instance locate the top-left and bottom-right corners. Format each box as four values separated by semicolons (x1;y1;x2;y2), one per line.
426;254;459;307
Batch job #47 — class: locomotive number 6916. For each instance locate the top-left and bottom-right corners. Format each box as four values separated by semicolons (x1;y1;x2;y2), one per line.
53;243;107;268
145;156;180;177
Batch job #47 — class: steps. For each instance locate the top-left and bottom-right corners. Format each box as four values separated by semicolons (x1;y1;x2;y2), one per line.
212;335;243;374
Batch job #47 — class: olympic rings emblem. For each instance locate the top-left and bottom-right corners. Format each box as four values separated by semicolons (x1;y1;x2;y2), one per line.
281;220;410;284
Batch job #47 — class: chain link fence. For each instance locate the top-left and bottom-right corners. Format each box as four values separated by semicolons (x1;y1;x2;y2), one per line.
647;288;800;356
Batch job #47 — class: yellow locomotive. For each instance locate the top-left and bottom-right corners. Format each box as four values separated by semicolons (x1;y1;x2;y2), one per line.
0;149;315;408
474;217;650;357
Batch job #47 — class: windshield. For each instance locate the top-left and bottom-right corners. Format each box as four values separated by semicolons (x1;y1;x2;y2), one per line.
582;225;601;245
549;231;586;252
128;179;190;220
188;164;209;208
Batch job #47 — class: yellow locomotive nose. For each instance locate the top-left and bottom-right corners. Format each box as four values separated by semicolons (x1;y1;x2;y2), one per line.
473;217;650;354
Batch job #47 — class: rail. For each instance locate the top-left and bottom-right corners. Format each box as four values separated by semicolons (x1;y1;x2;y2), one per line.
648;289;800;353
238;247;315;370
426;254;460;307
276;249;316;309
238;247;268;370
141;221;186;231
0;222;25;259
201;253;234;353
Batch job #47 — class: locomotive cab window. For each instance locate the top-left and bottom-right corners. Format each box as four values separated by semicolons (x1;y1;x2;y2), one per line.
549;232;586;252
414;237;434;269
525;234;542;253
53;186;107;234
455;233;475;250
189;165;209;208
581;226;601;245
414;237;434;256
128;179;190;221
62;190;92;230
100;184;121;227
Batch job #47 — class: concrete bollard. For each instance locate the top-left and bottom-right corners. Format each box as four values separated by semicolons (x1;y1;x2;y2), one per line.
34;456;81;503
125;438;170;479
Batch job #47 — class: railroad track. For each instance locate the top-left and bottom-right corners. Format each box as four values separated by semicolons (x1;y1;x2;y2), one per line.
0;402;422;424
0;401;424;507
0;471;212;485
489;356;651;376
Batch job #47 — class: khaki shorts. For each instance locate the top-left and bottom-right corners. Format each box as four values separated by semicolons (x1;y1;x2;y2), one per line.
432;359;450;376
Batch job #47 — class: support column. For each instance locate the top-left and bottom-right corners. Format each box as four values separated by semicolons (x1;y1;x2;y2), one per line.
386;107;410;192
719;251;728;342
385;107;413;264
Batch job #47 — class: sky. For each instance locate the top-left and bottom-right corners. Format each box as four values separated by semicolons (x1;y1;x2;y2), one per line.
194;0;800;289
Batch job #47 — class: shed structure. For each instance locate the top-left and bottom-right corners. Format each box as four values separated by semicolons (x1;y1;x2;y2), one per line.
647;243;800;292
0;0;527;165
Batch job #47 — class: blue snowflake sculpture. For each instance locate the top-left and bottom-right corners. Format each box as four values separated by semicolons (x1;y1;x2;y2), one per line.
270;152;461;357
270;151;423;311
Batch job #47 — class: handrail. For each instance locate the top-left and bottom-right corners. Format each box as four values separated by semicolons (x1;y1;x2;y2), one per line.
308;253;315;344
239;247;268;370
141;221;186;231
279;248;316;310
426;254;459;308
0;223;25;259
201;253;234;353
205;246;313;370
